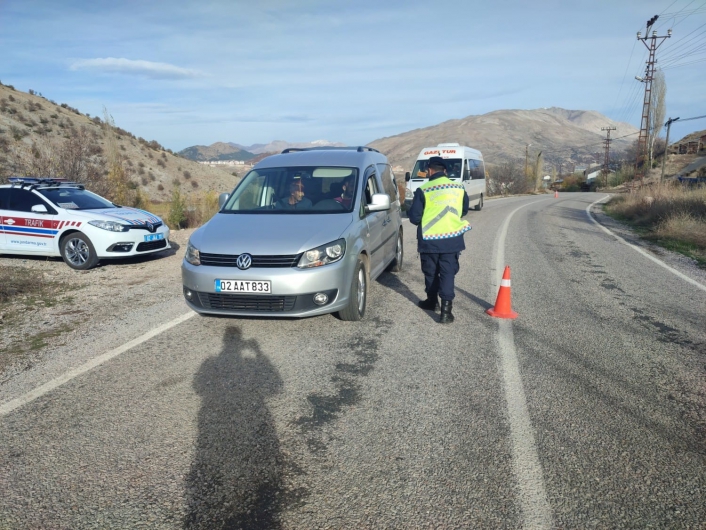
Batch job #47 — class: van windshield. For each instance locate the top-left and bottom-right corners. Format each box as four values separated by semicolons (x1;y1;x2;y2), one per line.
410;158;463;179
222;166;359;214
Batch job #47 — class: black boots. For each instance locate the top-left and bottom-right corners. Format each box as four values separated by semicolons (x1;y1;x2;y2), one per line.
418;295;440;311
439;300;454;324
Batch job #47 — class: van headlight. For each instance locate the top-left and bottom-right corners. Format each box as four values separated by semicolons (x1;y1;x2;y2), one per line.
185;241;201;266
298;239;346;268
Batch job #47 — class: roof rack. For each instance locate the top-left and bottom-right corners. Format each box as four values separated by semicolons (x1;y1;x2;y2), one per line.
280;146;380;154
7;177;84;190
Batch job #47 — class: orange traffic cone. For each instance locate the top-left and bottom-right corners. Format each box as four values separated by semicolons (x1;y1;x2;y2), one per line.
554;190;559;198
486;266;518;319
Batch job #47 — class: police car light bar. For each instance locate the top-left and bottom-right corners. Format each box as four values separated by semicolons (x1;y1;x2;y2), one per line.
8;177;83;188
8;177;69;184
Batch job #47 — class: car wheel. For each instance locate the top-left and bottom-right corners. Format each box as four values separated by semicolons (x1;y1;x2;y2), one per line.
338;255;367;321
475;194;483;211
386;229;403;272
60;233;99;270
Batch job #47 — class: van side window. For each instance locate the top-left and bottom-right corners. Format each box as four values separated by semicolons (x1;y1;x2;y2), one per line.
376;163;397;201
468;159;485;180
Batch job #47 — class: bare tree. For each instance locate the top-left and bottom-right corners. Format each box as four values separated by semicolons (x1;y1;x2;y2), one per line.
534;151;544;191
649;69;666;165
488;160;530;196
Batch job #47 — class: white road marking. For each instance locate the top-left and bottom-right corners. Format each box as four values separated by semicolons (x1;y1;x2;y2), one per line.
587;195;706;293
0;311;196;417
493;198;553;529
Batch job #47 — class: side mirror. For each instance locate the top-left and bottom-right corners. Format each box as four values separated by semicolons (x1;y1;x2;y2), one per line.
31;204;48;214
405;172;411;182
365;193;390;213
218;193;229;209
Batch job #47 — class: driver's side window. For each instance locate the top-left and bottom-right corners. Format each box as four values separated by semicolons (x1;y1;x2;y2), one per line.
360;171;379;217
364;175;378;204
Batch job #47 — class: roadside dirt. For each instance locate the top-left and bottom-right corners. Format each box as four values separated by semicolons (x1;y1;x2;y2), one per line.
0;228;195;378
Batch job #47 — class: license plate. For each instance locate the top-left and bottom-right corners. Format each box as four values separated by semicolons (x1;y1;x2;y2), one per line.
143;233;164;242
215;279;271;293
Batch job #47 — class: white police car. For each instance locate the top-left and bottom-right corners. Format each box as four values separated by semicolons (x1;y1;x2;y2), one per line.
0;178;170;270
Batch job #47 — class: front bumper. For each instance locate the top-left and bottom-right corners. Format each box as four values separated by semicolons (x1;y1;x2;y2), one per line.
181;256;354;318
92;225;171;258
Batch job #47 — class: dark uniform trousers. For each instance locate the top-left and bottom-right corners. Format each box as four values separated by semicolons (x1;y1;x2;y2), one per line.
420;252;460;302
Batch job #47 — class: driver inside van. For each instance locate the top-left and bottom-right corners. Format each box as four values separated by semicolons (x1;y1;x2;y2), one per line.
275;179;313;210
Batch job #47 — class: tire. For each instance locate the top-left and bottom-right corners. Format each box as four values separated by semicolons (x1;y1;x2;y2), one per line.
386;229;403;272
337;256;368;321
60;232;99;270
474;194;484;211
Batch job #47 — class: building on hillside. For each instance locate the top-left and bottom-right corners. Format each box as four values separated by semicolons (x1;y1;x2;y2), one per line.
198;160;246;166
677;141;701;154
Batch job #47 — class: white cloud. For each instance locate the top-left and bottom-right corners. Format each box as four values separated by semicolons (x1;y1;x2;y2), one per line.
70;58;201;79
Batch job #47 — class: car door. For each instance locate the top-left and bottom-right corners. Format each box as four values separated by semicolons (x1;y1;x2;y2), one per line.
4;188;59;253
376;163;401;262
361;166;386;279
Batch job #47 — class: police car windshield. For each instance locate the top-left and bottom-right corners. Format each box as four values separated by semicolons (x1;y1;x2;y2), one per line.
410;158;463;179
222;166;359;214
39;188;116;210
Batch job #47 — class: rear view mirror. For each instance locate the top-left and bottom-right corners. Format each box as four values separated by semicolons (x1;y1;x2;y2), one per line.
31;204;48;213
405;172;411;182
365;193;390;213
218;193;229;209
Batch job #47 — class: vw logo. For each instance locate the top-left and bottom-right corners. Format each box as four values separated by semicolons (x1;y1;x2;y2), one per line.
236;253;252;270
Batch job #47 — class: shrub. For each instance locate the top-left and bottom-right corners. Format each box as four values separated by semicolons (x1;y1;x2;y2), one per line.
141;176;149;186
157;183;164;191
191;179;199;188
168;187;188;229
183;170;191;179
157;158;166;168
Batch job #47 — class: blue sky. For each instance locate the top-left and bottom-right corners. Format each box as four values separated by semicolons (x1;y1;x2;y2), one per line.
2;0;705;151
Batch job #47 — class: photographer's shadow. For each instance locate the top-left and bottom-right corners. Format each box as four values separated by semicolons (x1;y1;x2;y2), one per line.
184;326;284;529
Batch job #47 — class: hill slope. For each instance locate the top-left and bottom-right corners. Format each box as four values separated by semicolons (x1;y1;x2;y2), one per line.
0;83;238;202
368;107;639;172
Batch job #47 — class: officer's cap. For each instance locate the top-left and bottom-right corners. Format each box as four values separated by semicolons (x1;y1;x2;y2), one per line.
428;156;447;170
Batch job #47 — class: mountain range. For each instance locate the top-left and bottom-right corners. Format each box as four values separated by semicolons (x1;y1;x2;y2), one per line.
179;108;639;172
367;107;639;171
178;140;346;162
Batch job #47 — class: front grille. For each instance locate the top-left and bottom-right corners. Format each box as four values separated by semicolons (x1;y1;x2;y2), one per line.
136;239;168;252
200;253;301;268
197;292;297;311
128;221;163;233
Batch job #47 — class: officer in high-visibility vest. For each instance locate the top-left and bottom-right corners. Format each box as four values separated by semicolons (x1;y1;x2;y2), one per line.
408;156;470;323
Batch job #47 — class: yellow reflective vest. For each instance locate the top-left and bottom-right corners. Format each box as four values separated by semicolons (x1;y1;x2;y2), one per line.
419;177;471;240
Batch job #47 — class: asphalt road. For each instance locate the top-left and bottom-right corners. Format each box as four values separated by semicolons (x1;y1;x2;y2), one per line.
1;193;705;529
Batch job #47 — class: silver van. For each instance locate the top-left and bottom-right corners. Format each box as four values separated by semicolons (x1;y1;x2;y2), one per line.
181;147;403;320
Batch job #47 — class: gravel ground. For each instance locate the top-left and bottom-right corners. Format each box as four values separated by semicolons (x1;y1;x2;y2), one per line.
0;228;194;385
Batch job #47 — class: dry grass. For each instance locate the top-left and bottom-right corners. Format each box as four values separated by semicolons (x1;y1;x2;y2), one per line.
148;189;220;230
605;183;706;266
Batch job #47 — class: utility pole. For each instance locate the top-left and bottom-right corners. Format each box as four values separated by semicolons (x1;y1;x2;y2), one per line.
660;117;679;181
601;126;616;188
525;144;531;179
633;15;671;189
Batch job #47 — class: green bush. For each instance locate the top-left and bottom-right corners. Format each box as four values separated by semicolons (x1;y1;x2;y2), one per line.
168;187;188;229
